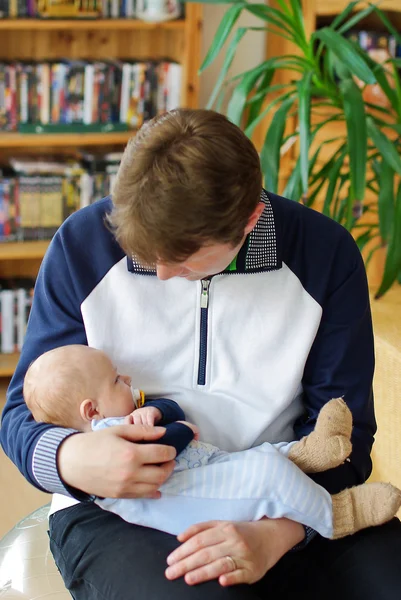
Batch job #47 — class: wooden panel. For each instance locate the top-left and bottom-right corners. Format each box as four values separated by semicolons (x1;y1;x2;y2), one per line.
183;4;203;109
0;259;43;278
0;353;19;377
0;241;49;261
316;0;401;16
0;241;48;281
0;28;186;62
0;132;134;148
0;18;185;31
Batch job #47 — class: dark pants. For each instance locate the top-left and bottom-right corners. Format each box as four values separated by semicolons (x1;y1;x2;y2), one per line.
49;503;401;600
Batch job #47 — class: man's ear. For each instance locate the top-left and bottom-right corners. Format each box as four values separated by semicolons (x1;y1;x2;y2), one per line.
244;202;265;235
80;399;99;422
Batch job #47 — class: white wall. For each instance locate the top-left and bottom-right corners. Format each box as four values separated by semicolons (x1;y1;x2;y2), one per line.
199;4;267;109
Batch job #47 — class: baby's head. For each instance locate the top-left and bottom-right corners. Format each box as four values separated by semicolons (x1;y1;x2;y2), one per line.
24;345;135;432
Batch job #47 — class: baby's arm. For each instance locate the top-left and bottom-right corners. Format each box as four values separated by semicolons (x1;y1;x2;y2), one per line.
141;399;199;453
125;398;197;456
125;406;162;426
125;398;186;426
145;398;186;425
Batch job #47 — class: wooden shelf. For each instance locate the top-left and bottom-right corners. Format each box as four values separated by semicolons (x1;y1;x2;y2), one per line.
316;0;401;16
0;240;50;260
0;131;134;148
0;353;19;377
0;18;186;30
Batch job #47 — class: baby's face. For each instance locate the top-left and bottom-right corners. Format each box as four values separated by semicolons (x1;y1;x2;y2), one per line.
95;354;135;419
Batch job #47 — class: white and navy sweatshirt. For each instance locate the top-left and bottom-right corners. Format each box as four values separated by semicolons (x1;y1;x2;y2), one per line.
1;189;376;507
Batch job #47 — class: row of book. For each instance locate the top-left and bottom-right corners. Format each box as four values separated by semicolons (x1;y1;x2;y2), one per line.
0;279;34;354
0;0;183;19
0;0;36;17
101;0;183;20
0;60;182;131
0;153;121;241
346;30;401;60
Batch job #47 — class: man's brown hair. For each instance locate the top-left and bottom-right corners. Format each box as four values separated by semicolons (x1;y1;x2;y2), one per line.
109;109;262;266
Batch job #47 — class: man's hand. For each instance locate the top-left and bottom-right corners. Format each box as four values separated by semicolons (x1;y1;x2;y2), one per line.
124;407;162;426
165;518;305;586
57;425;177;499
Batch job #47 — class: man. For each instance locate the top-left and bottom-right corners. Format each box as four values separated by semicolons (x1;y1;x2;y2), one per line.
2;109;401;599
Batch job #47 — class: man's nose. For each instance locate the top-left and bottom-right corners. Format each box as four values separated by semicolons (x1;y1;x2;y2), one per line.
156;264;183;280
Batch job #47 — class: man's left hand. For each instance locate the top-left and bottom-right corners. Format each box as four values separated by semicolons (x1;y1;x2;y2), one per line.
165;518;305;587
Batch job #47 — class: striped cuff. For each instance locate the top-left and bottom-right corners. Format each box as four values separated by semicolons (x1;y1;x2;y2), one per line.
291;526;317;551
32;427;90;499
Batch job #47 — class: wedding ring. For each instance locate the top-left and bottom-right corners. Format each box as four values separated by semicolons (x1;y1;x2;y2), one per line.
226;555;237;572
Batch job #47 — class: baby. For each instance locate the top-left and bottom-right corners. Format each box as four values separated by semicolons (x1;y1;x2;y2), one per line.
24;344;401;540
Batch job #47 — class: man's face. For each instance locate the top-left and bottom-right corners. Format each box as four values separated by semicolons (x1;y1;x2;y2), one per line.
155;239;244;281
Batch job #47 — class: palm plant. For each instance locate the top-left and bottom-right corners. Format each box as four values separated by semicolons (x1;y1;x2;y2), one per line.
189;0;401;297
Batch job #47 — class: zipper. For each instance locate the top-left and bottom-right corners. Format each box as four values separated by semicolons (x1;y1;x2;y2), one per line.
197;278;211;385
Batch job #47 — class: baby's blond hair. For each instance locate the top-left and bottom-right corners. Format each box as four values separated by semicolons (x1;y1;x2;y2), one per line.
24;345;101;429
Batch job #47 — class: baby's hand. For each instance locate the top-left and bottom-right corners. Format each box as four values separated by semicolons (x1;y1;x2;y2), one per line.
177;421;200;441
124;407;162;426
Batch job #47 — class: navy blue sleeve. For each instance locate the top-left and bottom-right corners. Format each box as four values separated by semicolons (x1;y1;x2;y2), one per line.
144;398;186;424
142;422;194;456
270;194;376;496
0;198;124;496
295;236;376;494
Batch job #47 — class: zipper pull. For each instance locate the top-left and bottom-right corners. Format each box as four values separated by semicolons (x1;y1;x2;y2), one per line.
200;279;210;309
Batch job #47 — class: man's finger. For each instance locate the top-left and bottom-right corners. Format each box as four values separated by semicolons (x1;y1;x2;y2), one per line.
138;462;176;486
137;443;177;464
219;569;247;587
181;555;238;586
120;483;162;499
168;525;226;565
113;424;166;442
177;521;220;543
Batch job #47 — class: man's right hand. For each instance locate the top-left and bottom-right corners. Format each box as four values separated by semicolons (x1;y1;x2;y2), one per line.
57;425;177;499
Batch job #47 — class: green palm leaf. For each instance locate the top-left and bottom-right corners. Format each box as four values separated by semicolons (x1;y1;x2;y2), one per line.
355;229;376;253
206;26;247;109
367;117;401;177
377;160;395;244
330;1;359;30
375;182;401;299
337;3;378;34
260;97;295;194
200;4;245;73
313;28;376;84
227;69;263;126
340;78;367;203
298;72;312;197
244;89;295;138
283;156;302;201
372;7;401;45
323;148;347;217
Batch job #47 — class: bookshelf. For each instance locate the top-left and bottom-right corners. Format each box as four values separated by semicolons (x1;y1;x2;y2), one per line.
0;7;203;378
0;131;134;148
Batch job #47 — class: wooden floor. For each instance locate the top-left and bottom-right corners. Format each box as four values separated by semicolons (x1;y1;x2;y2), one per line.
0;380;48;538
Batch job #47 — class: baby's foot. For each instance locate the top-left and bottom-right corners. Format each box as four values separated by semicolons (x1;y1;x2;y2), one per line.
288;398;353;473
332;482;401;539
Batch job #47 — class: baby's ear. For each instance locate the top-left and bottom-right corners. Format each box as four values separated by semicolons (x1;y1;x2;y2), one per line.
80;399;99;422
